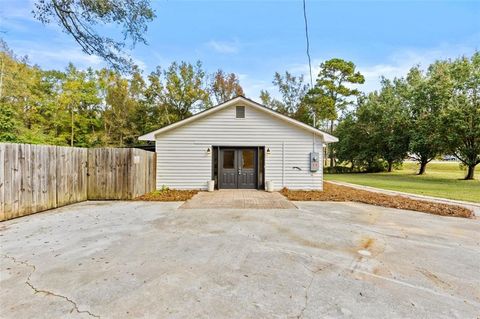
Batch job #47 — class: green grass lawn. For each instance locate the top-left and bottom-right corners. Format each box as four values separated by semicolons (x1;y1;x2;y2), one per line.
324;161;480;203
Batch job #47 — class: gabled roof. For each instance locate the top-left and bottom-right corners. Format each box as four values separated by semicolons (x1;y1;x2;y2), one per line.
138;96;338;143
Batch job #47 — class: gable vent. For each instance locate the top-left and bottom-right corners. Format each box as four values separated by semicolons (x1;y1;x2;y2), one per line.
236;105;245;118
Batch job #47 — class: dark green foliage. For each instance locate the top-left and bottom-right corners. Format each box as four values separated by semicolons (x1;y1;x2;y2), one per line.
334;100;389;173
0;103;19;142
441;52;480;179
334;77;410;174
305;58;365;125
405;63;450;175
370;79;411;172
332;53;479;179
304;58;365;168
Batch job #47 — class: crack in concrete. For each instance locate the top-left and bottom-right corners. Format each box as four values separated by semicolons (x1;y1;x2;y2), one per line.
2;254;100;318
297;263;326;319
297;272;314;319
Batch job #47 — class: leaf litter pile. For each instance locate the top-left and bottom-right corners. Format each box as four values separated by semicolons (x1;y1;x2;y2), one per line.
280;182;473;218
136;189;199;201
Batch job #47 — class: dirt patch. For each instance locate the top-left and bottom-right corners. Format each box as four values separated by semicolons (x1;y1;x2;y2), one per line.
135;189;199;201
280;183;473;218
361;237;375;249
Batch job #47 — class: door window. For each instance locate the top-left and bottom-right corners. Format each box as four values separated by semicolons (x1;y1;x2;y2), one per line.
242;149;255;169
223;150;235;169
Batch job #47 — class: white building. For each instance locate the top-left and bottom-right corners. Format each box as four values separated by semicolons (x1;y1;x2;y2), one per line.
139;96;338;191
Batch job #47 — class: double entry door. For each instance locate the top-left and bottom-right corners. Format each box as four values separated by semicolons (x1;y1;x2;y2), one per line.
219;148;257;189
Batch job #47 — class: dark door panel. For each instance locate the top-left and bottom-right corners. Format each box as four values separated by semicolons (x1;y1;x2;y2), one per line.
238;148;257;189
219;149;237;189
218;148;258;189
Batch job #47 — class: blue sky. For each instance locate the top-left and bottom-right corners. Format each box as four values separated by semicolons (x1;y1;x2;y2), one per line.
1;0;479;100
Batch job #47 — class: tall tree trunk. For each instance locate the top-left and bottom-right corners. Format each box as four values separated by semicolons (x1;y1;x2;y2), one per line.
329;119;334;169
418;160;427;175
387;161;393;172
70;107;74;147
465;164;476;180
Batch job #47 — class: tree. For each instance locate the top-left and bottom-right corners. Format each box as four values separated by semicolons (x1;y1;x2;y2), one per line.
372;79;411;172
210;70;244;105
142;68;176;128
334;79;410;173
335;93;402;173
0;41;53;144
334;112;363;171
57;64;101;146
161;61;210;120
0;44;23;142
259;90;284;111
406;63;450;175
33;0;155;72
260;71;309;121
38;69;71;144
442;53;480;180
101;70;139;146
305;58;365;168
1;39;227;147
0;103;19;142
335;102;384;172
128;67;160;138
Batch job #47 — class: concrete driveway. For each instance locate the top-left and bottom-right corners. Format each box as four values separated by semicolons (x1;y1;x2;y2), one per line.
1;200;479;318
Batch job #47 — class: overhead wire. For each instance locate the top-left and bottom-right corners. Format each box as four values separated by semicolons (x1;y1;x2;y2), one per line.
303;0;318;153
302;0;313;88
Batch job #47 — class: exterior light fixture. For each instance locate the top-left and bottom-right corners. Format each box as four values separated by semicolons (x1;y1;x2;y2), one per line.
266;148;271;155
206;147;211;155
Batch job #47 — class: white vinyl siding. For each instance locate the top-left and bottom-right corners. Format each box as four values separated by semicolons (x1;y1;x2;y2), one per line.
155;102;324;190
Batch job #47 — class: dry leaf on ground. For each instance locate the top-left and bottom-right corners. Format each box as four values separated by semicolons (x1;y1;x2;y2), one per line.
280;183;473;218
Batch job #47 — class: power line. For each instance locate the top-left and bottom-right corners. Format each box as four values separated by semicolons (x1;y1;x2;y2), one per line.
303;0;316;130
302;0;313;88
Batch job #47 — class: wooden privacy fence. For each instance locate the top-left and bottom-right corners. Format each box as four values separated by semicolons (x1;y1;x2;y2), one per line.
0;143;156;221
87;148;156;200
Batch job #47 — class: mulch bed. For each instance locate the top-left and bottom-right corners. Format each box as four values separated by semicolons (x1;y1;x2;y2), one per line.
135;189;199;201
280;182;473;218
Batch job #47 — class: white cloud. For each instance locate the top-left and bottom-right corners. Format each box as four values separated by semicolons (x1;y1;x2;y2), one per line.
206;39;240;54
359;63;410;93
40;49;103;67
8;40;104;70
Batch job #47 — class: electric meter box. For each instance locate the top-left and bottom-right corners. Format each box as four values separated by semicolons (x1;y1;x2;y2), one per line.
310;152;319;172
